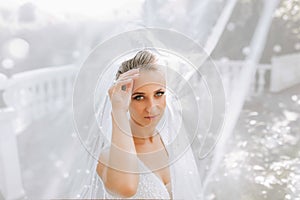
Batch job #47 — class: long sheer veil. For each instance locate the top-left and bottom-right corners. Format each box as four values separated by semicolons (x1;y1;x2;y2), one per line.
66;52;203;199
67;29;225;199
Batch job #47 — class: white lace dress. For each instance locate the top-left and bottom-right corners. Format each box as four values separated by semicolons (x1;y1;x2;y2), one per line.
96;125;202;199
102;157;173;199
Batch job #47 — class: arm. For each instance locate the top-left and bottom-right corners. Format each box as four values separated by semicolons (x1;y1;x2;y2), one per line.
97;69;140;198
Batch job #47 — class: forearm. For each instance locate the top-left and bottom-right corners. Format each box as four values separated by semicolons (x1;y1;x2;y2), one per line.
106;110;139;188
110;110;135;152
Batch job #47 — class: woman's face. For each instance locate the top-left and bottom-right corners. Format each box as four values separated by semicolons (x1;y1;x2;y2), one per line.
129;69;166;127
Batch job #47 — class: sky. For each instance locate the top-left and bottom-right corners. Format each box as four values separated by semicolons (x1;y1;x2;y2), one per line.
0;0;144;21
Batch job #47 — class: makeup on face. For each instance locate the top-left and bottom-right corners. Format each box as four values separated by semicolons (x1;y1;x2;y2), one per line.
129;70;166;127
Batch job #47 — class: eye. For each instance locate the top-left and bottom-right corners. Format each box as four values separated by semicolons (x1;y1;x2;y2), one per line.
133;95;144;101
155;91;165;97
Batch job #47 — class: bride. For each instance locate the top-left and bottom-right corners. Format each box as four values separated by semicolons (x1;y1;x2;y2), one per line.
96;50;202;199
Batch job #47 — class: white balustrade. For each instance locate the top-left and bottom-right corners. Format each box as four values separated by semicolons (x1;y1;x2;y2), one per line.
214;60;271;100
0;65;78;200
3;65;78;134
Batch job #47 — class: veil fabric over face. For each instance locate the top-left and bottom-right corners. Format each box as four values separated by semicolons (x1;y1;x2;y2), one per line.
69;50;204;199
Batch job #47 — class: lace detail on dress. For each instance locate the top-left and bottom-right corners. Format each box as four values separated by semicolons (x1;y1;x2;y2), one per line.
103;158;171;199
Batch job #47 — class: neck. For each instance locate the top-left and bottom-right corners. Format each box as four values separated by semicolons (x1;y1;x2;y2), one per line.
130;118;157;145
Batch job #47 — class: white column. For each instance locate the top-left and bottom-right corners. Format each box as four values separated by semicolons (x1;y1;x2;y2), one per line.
0;73;25;199
0;108;25;200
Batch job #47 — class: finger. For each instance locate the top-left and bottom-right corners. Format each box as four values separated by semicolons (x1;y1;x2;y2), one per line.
122;79;134;92
117;74;140;82
118;68;139;79
119;79;134;93
109;79;131;97
126;80;134;92
115;79;133;91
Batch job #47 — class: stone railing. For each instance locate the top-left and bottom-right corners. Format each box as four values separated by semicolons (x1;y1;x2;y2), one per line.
0;65;78;200
214;60;271;100
3;65;78;134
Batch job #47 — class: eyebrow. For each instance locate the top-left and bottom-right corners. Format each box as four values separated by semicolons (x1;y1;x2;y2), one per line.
132;88;165;96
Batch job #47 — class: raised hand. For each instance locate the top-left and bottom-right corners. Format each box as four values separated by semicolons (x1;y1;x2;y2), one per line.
108;68;139;112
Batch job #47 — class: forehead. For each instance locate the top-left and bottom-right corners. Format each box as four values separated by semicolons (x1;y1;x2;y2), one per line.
132;70;166;92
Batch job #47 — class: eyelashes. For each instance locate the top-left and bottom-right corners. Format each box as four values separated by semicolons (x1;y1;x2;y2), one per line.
133;95;144;100
155;91;165;97
132;91;165;101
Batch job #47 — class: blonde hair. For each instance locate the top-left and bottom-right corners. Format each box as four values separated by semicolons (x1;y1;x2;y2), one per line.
115;50;157;80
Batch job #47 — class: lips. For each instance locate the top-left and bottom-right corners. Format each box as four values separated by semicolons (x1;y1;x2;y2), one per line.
144;114;159;119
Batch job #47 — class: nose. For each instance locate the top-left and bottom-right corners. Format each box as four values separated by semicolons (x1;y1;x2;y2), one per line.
145;97;157;113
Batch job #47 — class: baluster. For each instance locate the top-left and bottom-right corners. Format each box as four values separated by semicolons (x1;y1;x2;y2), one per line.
23;86;33;127
27;86;34;121
56;76;64;108
37;82;46;117
229;64;237;101
249;72;256;96
46;79;54;113
225;64;232;100
227;63;234;102
257;68;266;94
66;75;73;102
62;76;67;102
53;78;59;110
33;83;40;119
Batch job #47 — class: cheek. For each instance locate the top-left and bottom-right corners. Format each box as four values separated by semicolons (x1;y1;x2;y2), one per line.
129;101;144;114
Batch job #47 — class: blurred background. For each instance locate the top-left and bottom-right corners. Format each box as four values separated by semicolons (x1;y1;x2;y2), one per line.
0;0;299;199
